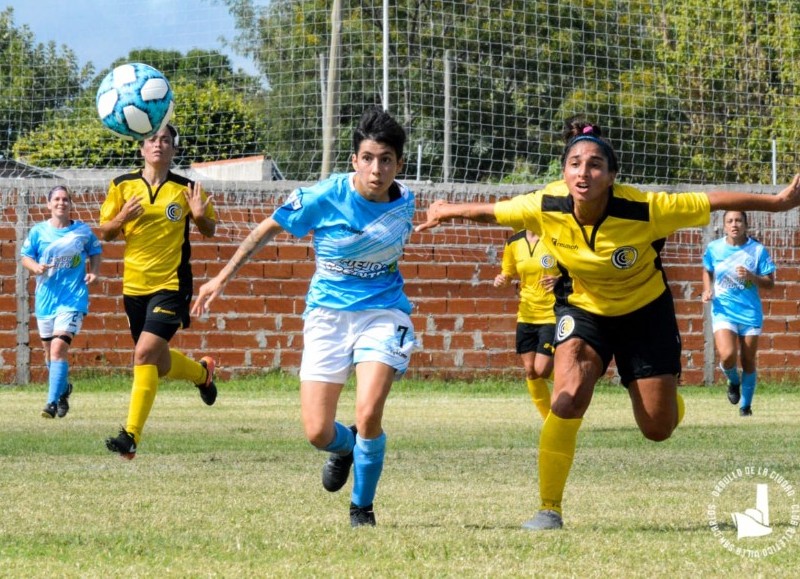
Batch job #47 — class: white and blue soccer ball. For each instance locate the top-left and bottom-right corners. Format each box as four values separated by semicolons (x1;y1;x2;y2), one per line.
96;63;174;140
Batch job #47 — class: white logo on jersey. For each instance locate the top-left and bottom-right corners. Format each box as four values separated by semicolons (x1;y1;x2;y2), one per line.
611;246;638;269
166;202;183;222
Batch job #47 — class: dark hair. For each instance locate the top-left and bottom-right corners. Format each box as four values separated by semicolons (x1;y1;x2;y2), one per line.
560;117;619;173
723;210;749;227
352;107;406;159
47;185;70;202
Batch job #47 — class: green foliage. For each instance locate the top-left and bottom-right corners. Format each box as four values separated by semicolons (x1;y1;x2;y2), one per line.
0;7;93;157
11;48;268;168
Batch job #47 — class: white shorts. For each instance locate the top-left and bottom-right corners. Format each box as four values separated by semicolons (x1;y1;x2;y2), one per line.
300;307;416;384
37;311;84;339
711;315;761;337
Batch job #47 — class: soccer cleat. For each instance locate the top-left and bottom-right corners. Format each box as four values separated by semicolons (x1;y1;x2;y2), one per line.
41;402;57;419
350;503;376;527
57;382;73;418
521;509;564;531
321;425;357;492
105;428;137;460
196;356;217;406
726;381;741;405
740;406;753;417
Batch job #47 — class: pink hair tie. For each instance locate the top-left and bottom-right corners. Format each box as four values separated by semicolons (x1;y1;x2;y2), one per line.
582;125;594;134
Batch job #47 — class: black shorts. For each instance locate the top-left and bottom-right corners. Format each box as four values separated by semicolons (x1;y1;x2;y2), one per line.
124;290;191;344
516;322;556;356
553;289;681;386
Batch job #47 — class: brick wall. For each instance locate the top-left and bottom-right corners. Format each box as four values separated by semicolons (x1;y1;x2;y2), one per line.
2;180;799;385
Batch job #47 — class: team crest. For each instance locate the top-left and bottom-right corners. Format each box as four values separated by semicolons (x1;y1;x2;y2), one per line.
282;190;303;211
611;246;638;269
165;202;183;222
556;315;576;341
540;254;556;269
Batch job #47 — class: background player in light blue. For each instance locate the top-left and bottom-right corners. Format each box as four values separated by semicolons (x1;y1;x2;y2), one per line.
192;108;416;527
21;185;102;419
702;210;775;416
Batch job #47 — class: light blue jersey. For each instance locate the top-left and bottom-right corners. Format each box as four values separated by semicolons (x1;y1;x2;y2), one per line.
21;220;102;318
703;236;775;327
272;173;415;314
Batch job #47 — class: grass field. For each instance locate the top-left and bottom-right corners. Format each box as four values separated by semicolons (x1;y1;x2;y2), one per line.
1;375;798;578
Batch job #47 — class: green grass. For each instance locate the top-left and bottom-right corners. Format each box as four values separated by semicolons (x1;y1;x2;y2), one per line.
1;378;798;577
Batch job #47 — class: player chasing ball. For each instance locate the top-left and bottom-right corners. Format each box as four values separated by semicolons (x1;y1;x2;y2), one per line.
415;117;800;531
192;108;416;528
99;124;219;460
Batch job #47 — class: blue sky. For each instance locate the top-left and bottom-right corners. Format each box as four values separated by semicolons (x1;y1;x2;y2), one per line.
5;0;258;75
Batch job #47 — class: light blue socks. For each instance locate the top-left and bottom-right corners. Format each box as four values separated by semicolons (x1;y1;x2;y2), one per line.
720;363;740;386
323;421;356;454
741;371;756;409
47;360;69;404
351;432;386;508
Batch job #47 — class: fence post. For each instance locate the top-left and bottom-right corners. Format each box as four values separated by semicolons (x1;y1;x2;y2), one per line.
15;187;31;385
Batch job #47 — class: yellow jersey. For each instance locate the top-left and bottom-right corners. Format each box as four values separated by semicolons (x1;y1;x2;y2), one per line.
99;170;216;296
494;181;710;316
501;230;558;324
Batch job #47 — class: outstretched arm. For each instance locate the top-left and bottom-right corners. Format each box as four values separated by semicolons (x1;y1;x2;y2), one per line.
415;200;497;232
191;217;284;316
707;174;800;212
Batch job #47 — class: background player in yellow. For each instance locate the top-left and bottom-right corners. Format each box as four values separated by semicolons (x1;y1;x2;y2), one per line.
99;124;218;459
494;229;559;420
416;117;800;531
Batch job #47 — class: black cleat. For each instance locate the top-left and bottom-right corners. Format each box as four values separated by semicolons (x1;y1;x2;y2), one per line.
740;406;753;417
726;382;741;405
105;428;137;460
41;402;57;419
321;425;357;492
196;357;217;406
350;503;376;528
57;383;73;418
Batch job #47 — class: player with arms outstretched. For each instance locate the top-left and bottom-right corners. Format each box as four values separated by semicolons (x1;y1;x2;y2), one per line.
193;108;416;527
416;117;800;531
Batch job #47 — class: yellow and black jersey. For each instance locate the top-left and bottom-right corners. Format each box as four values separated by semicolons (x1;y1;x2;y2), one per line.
99;169;216;296
494;181;710;316
501;231;558;324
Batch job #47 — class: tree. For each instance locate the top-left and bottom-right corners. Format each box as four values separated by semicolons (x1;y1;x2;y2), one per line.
12;48;268;168
0;7;92;158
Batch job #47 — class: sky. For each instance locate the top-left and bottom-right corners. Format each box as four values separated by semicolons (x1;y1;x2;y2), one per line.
4;0;258;75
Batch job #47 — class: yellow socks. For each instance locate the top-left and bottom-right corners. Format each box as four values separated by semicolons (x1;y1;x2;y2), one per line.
526;377;551;420
126;364;159;444
538;413;583;514
166;349;206;384
676;392;685;426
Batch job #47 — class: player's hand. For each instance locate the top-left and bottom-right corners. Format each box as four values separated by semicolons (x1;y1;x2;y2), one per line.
184;180;211;219
540;275;560;291
701;289;713;302
415;200;450;233
31;262;52;276
192;277;224;316
119;195;144;223
493;274;510;288
777;173;800;210
85;272;98;285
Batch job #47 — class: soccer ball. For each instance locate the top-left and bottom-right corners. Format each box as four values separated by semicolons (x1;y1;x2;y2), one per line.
96;63;174;140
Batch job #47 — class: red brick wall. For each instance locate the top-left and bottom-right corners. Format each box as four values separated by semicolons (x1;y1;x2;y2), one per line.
2;181;798;385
